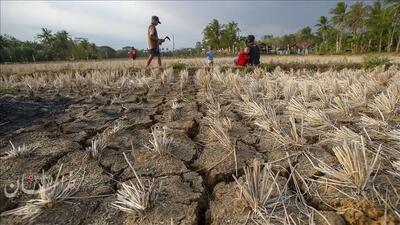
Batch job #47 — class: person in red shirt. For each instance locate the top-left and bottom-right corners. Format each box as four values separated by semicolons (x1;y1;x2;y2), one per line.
233;47;250;67
128;47;137;62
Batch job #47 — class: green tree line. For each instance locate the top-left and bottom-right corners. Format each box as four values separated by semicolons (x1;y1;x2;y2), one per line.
0;28;144;63
261;0;400;53
201;19;245;53
199;1;399;54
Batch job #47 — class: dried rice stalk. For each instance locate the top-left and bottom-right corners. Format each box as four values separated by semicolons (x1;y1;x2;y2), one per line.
316;85;331;107
195;69;211;91
288;99;333;131
160;68;174;84
1;141;38;159
171;99;183;121
179;69;189;95
300;82;313;102
1;164;84;220
304;109;333;131
287;98;307;117
282;80;298;101
86;121;125;158
308;137;381;195
358;113;388;130
208;117;233;152
326;126;360;145
252;103;280;131
146;126;173;154
346;82;368;107
370;89;398;114
387;129;400;143
269;116;304;150
111;152;156;215
238;100;267;120
393;161;400;172
330;95;352;117
233;160;280;213
227;73;244;101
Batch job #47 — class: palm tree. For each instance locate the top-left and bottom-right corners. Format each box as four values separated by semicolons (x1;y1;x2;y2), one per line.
54;30;72;59
345;2;368;52
36;28;55;60
221;21;240;53
36;28;54;46
346;2;367;34
330;2;347;52
203;19;224;50
316;16;330;42
384;0;400;52
367;0;389;52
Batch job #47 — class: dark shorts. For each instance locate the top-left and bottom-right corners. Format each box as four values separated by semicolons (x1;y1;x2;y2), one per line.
149;47;160;56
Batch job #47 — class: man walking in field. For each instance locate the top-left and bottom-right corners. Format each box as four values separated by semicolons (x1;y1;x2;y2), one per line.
146;16;165;67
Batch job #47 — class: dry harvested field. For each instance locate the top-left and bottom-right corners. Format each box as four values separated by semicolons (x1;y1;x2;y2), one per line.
2;54;400;75
0;58;400;225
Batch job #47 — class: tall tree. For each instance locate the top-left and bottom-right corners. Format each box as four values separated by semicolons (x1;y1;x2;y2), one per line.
384;0;400;52
202;19;224;50
36;28;54;45
315;16;330;42
367;0;389;52
330;2;347;52
53;30;72;59
345;2;368;52
36;28;55;60
296;27;316;53
221;21;240;53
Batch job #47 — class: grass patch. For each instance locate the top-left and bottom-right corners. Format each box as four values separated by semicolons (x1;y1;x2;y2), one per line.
362;55;389;70
0;85;18;94
259;63;276;72
244;66;254;73
171;61;186;73
220;65;231;72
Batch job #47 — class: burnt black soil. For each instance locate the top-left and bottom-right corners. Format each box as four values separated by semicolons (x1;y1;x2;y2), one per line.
0;95;74;135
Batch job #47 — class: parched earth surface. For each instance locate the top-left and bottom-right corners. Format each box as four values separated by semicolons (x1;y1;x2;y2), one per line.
0;68;399;225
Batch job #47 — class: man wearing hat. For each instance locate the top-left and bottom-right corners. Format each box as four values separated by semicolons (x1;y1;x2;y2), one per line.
146;16;164;67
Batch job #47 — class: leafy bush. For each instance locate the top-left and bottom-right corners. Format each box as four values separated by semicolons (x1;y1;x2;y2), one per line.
244;66;254;73
259;63;276;72
362;55;389;70
316;42;335;54
171;61;186;72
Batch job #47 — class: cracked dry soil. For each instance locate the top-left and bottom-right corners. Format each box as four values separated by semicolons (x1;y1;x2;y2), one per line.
0;68;398;225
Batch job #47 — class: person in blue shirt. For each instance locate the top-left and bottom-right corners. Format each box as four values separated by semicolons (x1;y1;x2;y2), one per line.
206;46;214;69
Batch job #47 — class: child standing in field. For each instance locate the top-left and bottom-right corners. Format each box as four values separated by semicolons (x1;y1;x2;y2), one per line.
206;46;214;69
233;47;250;67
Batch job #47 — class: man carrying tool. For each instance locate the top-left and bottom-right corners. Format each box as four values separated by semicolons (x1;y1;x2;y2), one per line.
146;16;170;67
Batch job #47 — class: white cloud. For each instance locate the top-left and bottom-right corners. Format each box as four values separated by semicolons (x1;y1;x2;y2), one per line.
1;2;144;45
1;1;194;49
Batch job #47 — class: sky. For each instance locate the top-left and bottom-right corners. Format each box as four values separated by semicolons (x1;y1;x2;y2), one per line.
0;1;372;50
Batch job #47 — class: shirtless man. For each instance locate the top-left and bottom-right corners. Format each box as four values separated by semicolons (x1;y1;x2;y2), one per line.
146;16;166;67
